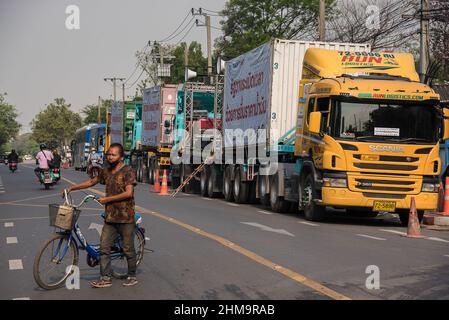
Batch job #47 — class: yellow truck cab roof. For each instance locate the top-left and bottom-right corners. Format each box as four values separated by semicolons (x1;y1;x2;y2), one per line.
303;48;420;81
303;48;440;102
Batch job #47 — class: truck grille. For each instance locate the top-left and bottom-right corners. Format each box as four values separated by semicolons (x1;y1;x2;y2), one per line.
349;176;419;194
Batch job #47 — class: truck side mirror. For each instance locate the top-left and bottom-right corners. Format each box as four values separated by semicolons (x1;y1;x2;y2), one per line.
309;112;322;134
443;109;449;141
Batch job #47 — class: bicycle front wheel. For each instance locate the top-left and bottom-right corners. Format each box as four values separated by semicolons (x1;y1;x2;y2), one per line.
33;234;79;290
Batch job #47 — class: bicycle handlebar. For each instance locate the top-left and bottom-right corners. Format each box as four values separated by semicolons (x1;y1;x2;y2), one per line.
63;189;102;208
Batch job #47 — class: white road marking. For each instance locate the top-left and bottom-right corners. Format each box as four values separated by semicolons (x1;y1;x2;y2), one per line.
88;223;103;235
444;255;449;258
4;222;14;228
380;229;449;243
379;229;407;236
427;237;449;243
12;297;31;300
241;222;295;237
226;203;239;207
356;234;386;241
145;237;150;241
258;210;273;215
9;259;23;270
299;221;320;227
202;197;213;201
7;237;18;244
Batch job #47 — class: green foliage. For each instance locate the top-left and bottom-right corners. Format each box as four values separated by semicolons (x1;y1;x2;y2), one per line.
81;99;113;125
0;93;21;147
30;98;82;149
215;0;335;59
168;42;208;84
12;133;40;156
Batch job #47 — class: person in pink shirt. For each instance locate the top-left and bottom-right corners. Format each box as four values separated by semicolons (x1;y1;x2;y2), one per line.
35;143;54;180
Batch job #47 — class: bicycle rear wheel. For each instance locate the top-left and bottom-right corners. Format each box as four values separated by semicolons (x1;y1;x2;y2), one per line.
33;234;78;290
111;229;145;279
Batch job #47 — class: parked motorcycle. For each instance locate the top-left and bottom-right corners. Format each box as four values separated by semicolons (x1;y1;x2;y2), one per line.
8;161;17;173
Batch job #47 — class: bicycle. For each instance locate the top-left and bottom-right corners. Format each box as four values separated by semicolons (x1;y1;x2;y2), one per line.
33;190;146;290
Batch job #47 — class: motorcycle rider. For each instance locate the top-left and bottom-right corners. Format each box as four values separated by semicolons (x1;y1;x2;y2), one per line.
52;149;62;181
35;144;54;181
7;149;19;163
87;148;103;178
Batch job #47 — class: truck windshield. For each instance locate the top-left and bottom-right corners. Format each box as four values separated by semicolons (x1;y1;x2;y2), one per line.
330;100;439;144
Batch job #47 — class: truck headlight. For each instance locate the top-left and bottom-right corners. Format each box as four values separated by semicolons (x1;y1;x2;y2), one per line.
422;183;439;193
323;178;347;188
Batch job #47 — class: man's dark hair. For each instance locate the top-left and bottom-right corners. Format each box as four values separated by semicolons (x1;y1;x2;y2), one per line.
109;143;124;157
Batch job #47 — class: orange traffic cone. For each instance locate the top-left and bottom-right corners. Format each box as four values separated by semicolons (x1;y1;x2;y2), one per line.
159;169;169;196
403;197;425;238
442;177;449;216
153;169;160;193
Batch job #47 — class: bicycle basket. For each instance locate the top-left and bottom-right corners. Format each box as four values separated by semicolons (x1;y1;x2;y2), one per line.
49;204;81;230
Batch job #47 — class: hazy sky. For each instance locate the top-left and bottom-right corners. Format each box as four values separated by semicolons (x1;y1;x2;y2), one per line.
0;0;226;133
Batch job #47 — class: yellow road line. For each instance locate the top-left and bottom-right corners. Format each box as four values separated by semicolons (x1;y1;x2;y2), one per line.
61;176;351;300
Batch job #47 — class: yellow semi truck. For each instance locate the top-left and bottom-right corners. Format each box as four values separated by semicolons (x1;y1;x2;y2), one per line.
291;48;449;225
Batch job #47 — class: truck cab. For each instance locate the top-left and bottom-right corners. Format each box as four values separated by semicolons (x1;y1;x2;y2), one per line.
295;48;449;225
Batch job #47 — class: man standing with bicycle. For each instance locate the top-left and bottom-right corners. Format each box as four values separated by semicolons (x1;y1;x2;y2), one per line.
64;143;138;288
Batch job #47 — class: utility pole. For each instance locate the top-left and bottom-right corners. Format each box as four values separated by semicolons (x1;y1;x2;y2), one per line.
104;77;125;102
419;0;429;83
193;8;213;78
97;96;101;124
319;0;326;41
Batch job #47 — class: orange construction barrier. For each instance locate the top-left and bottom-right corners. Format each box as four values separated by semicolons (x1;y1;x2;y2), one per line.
159;169;169;196
153;169;160;193
403;197;425;238
443;177;449;216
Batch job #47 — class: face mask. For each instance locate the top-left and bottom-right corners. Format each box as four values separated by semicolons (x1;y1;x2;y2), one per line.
108;160;120;168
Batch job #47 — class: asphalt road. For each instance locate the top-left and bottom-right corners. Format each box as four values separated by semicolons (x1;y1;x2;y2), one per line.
1;162;449;300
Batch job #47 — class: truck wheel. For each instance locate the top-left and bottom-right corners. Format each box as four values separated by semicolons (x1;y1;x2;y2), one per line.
398;209;424;227
233;167;249;204
301;174;326;221
207;167;219;198
247;180;258;204
258;175;270;207
200;167;209;197
223;166;234;202
269;175;290;213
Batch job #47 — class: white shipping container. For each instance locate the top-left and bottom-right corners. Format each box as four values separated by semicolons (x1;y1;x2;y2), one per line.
223;38;371;149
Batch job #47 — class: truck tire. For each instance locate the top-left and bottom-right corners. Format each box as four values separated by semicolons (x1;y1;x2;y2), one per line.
247;180;258;204
258;175;270;207
207;167;219;198
233;167;249;204
200;167;209;197
301;174;326;221
398;209;424;227
223;166;234;202
269;174;290;213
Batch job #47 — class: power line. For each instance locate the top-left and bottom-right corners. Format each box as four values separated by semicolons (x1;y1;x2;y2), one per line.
200;8;220;14
125;68;146;90
173;20;196;47
123;44;149;85
158;10;193;42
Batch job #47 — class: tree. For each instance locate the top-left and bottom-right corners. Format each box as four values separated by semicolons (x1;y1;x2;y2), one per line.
81;99;113;125
30;98;82;149
429;0;449;83
12;133;40;156
326;0;419;51
168;42;208;84
215;0;335;59
0;93;21;149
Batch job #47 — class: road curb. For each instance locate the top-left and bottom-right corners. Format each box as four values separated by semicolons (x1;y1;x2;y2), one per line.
423;212;449;230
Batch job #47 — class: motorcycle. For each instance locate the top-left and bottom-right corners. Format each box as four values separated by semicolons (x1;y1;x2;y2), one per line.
87;158;103;179
39;169;56;190
8;161;17;173
52;167;61;182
